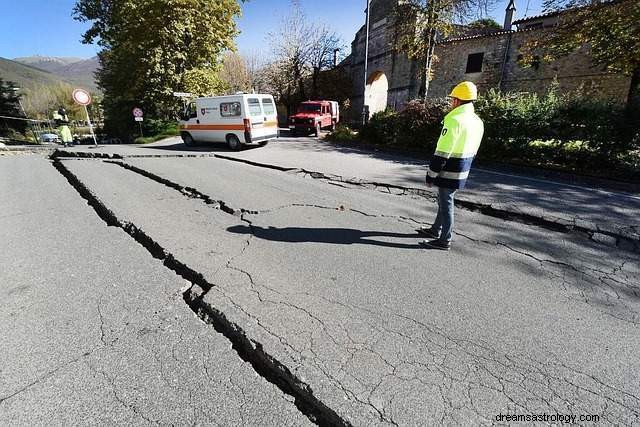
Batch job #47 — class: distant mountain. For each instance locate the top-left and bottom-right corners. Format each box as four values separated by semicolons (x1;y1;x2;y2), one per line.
13;55;86;71
0;57;69;90
14;55;99;92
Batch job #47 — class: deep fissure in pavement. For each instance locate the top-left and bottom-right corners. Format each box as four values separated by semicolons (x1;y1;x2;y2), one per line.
211;154;639;254
52;148;634;253
51;159;349;427
99;158;640;325
52;150;639;251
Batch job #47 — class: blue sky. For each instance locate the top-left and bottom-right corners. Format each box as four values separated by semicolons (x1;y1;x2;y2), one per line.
0;0;544;60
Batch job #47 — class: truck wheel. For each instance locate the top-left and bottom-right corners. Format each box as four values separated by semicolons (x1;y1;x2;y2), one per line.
226;134;242;151
314;122;321;137
291;129;298;137
181;132;195;147
259;140;269;147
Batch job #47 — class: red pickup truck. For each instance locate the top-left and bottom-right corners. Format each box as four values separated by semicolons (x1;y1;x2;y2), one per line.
288;100;339;136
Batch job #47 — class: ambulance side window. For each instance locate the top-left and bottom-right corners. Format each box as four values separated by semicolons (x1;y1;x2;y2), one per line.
248;98;263;117
220;102;241;117
261;98;275;115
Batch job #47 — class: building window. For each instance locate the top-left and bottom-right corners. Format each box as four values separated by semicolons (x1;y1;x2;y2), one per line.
465;53;484;73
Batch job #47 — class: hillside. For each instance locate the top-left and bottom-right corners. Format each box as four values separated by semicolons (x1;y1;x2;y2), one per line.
13;55;85;70
0;57;69;90
14;55;99;91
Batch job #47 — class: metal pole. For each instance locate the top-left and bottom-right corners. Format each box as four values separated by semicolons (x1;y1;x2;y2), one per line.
85;105;98;146
362;0;371;125
139;121;143;138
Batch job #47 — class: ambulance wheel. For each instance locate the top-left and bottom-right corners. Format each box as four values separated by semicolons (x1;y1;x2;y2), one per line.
227;134;242;151
314;123;321;137
181;132;195;147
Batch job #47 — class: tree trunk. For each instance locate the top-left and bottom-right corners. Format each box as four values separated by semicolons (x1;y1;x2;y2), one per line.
423;30;437;101
626;66;640;114
421;2;439;101
312;67;320;100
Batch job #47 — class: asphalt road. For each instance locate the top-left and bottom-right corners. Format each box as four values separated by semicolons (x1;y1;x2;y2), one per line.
57;135;640;246
2;138;639;425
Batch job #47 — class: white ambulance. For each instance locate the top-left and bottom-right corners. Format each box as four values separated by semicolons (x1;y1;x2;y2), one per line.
179;94;279;150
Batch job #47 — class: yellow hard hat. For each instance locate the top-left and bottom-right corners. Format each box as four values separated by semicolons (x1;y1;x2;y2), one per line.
449;81;478;101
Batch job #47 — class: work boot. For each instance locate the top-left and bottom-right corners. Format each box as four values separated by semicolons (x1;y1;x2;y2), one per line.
419;239;451;251
417;227;439;239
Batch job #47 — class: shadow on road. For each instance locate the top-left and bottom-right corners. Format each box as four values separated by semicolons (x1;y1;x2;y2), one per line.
140;141;264;153
227;224;424;249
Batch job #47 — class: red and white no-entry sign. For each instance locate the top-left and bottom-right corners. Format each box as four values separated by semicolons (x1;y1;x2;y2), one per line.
72;88;92;106
71;88;97;146
133;107;143;118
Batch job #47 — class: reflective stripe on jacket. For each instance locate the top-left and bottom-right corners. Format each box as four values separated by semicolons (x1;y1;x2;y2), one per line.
426;103;484;190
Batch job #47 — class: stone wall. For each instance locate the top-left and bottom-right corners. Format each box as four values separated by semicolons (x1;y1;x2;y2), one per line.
419;29;631;102
346;0;631;112
348;0;420;114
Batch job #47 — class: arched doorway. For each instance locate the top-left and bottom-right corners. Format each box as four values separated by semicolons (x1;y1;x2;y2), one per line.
365;71;389;115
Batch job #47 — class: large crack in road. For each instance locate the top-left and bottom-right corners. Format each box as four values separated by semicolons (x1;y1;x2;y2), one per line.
51;158;349;427
53;149;640;254
49;155;640;424
102;157;639;326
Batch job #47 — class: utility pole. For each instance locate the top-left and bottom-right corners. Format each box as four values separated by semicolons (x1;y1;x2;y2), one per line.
362;0;371;125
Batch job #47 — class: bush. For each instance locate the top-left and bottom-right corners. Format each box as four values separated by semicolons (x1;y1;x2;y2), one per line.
359;99;449;149
133;120;180;144
326;124;358;142
475;88;640;176
359;108;398;145
142;119;179;137
350;87;639;180
394;99;449;150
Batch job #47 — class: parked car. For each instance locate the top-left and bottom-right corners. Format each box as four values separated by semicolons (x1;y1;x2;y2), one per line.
289;100;339;136
178;93;279;150
40;133;60;143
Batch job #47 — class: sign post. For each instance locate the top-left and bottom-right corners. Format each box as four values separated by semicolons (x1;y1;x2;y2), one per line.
133;108;144;137
72;88;97;146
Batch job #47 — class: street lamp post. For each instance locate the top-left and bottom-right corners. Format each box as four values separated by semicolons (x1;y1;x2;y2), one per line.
362;0;371;125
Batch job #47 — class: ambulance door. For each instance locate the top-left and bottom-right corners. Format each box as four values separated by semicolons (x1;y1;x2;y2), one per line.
246;97;267;140
261;96;279;139
219;99;244;143
181;100;206;142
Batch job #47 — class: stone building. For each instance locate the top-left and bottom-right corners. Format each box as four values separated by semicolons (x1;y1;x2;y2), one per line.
346;0;632;116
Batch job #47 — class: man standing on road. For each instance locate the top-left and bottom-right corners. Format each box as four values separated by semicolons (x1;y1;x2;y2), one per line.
419;81;484;251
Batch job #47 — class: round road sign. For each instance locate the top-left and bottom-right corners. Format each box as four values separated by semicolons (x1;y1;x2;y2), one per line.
133;107;143;118
72;89;91;106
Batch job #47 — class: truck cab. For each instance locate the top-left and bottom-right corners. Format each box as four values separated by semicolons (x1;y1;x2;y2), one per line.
288;100;339;137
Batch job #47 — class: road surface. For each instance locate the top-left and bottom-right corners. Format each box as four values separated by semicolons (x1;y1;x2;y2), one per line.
2;137;639;425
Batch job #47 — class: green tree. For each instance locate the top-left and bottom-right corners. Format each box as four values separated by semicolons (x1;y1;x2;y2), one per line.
74;0;243;137
393;0;498;99
22;82;86;121
468;18;502;29
0;78;27;136
528;0;640;110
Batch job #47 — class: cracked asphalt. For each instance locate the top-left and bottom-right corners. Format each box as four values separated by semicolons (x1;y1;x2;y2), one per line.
2;137;639;425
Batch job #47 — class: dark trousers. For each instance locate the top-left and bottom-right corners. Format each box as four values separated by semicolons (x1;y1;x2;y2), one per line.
432;187;456;243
